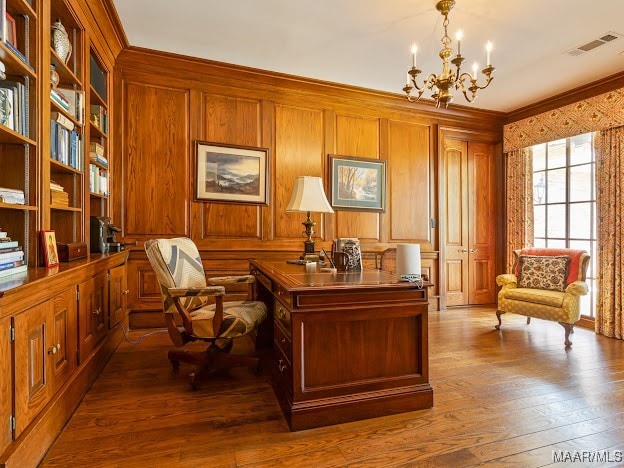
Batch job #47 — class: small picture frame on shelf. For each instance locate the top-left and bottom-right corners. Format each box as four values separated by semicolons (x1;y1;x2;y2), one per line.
4;13;16;47
41;230;60;268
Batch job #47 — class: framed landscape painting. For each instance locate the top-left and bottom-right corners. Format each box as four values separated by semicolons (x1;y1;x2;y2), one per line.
329;155;386;211
195;141;269;205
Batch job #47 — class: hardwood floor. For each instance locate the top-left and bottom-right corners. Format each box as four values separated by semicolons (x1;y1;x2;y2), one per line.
40;307;624;467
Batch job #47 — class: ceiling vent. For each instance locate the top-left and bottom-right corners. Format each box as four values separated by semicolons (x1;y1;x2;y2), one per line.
566;31;622;56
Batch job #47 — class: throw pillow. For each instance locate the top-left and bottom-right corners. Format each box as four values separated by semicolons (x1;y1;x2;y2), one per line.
517;255;570;292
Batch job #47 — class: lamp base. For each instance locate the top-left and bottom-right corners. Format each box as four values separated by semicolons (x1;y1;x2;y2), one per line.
303;239;315;255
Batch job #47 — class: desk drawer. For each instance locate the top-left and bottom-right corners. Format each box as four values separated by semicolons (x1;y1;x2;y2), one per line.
274;284;292;307
255;271;272;291
274;300;291;335
274;344;292;394
274;322;292;360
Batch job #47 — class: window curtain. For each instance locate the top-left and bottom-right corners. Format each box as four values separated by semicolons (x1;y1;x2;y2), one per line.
505;148;534;271
595;126;624;339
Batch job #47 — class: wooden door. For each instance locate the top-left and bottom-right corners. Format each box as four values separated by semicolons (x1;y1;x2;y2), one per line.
13;301;52;437
50;289;77;392
443;138;469;306
78;272;108;362
468;142;496;304
108;264;127;329
0;317;12;453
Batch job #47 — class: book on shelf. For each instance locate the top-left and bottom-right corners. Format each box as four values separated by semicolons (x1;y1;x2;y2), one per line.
0;230;6;238
56;87;85;124
0;259;24;271
0;263;27;279
0;241;18;249
0;80;27;135
0;186;25;205
50;120;83;170
0;245;20;253
89;164;109;195
90;153;108;167
3;42;32;70
0;249;23;262
51;110;75;131
90;105;108;134
50;180;64;191
90;141;104;155
50;89;70;111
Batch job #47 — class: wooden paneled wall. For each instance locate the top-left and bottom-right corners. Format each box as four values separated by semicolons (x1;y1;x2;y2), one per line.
114;47;503;321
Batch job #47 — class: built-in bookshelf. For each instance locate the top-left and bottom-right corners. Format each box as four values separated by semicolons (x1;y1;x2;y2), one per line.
0;0;37;270
47;0;84;245
88;48;109;218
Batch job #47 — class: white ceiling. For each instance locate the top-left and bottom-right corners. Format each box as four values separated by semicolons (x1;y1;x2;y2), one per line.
112;0;624;113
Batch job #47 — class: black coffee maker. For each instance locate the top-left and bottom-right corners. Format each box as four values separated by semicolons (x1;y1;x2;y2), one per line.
90;216;123;253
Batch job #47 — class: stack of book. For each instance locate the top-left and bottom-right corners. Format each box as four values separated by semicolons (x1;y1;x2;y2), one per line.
0;229;27;279
55;87;85;124
0;187;25;205
50;180;69;207
89;142;108;167
90;105;108;134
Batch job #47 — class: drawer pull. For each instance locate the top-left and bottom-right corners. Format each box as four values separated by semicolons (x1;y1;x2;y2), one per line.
123;289;130;295
93;308;101;316
280;337;287;344
278;308;287;321
278;359;287;372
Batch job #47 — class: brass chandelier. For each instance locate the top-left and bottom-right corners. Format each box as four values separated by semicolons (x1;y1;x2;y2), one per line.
403;0;495;108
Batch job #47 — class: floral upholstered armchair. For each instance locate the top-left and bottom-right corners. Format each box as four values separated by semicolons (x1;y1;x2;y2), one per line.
496;248;590;348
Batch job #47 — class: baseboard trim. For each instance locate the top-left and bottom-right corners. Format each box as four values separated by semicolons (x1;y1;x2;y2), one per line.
0;326;123;468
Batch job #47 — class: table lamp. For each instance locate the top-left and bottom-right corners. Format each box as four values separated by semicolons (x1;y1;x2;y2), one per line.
286;176;334;258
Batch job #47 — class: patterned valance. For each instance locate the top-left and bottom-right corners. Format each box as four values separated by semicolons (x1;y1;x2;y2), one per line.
504;88;624;152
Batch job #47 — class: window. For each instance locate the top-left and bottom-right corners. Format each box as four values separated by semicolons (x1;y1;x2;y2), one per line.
532;133;596;318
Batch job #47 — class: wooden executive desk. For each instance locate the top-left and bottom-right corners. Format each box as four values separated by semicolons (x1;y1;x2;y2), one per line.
250;260;433;431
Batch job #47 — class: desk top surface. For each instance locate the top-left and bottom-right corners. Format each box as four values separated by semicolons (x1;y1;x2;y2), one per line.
250;259;430;292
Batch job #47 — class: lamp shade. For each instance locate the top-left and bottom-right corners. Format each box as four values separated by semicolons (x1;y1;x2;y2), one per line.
396;243;421;280
286;176;334;214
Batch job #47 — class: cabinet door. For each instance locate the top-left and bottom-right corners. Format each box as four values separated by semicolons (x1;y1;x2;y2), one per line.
443;137;469;306
0;317;12;453
109;264;127;329
78;272;109;362
50;289;77;392
14;301;52;437
468;142;496;304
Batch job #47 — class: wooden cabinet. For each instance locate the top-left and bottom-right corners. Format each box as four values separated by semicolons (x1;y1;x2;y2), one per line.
442;135;496;306
108;263;127;329
0;317;12;455
78;271;108;361
12;288;77;437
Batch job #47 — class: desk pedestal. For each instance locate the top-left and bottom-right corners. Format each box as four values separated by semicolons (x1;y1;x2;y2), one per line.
252;260;433;431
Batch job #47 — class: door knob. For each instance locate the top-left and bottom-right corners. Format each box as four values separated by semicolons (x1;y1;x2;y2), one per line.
458;248;468;253
48;345;58;355
470;248;478;253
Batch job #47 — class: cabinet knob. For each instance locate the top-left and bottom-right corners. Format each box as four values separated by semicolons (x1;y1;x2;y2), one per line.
278;359;287;372
57;343;61;350
123;289;130;295
93;308;101;315
48;345;57;355
280;337;287;344
278;308;286;321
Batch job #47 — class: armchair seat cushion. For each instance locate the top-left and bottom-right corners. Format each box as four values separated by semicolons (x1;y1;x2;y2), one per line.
190;300;268;339
503;288;565;308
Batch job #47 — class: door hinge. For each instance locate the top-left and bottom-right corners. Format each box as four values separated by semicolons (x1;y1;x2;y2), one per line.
9;415;15;432
107;272;111;281
76;289;80;301
9;326;14;343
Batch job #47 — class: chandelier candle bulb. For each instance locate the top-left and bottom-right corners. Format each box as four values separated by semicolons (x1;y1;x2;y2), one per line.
472;61;478;76
486;41;493;65
411;43;417;67
456;30;463;54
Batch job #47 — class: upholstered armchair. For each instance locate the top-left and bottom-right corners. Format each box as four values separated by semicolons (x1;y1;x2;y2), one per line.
145;237;267;390
496;248;590;347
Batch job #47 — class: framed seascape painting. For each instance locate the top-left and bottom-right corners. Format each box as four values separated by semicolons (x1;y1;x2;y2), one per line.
329;155;386;212
195;141;269;205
